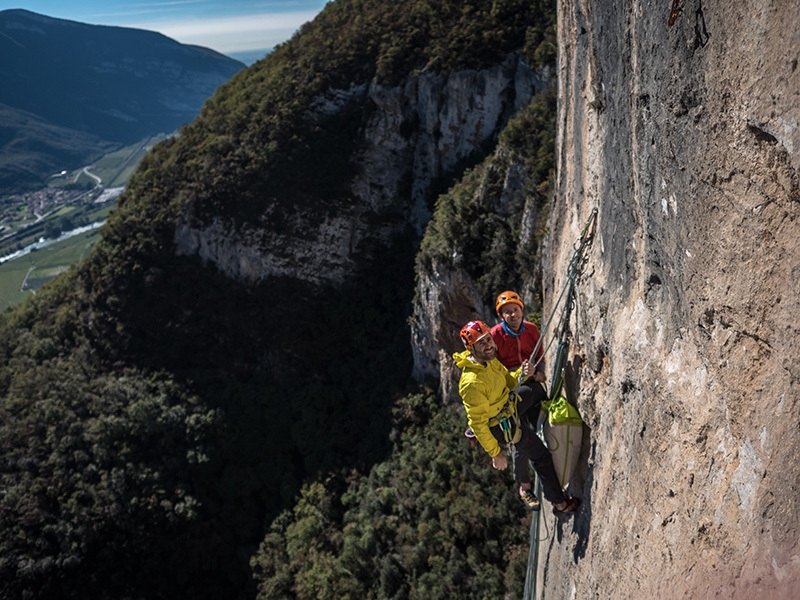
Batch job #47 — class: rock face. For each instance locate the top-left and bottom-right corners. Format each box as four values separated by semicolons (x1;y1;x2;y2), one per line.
540;0;800;598
411;263;490;401
175;55;543;286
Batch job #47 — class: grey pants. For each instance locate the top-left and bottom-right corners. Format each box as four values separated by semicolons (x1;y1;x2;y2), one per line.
490;383;567;505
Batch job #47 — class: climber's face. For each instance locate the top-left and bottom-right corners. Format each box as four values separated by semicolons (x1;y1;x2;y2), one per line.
470;334;497;363
499;303;523;332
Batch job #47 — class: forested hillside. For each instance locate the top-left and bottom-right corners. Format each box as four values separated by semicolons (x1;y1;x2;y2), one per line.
0;0;557;598
249;93;557;597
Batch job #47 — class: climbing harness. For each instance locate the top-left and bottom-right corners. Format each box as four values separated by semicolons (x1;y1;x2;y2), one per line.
490;391;522;445
522;208;597;600
463;391;522;447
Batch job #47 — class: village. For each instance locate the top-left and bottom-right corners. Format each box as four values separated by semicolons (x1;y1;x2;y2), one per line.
0;181;122;256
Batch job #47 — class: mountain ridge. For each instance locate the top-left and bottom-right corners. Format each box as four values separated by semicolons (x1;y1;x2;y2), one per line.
0;8;244;191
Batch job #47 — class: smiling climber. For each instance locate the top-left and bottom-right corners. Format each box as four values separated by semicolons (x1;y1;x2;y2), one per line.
453;320;580;516
491;290;546;377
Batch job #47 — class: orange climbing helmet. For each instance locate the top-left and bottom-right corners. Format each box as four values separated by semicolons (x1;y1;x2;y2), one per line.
459;320;492;347
495;290;524;314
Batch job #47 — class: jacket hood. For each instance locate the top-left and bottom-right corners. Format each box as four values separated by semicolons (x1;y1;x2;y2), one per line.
453;350;485;370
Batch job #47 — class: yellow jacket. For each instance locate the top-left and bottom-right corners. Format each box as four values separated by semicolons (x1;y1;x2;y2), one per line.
453;350;522;457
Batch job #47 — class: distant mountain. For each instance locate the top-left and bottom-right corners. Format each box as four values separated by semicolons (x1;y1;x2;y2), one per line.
0;102;118;191
226;48;273;66
0;9;245;191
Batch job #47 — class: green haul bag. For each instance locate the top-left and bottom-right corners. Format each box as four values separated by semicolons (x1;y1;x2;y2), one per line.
537;395;583;490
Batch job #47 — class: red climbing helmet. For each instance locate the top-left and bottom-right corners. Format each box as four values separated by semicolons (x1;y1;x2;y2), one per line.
459;320;492;347
495;290;524;314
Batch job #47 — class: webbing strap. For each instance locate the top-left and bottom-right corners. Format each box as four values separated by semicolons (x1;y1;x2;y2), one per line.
494;391;521;445
498;415;515;444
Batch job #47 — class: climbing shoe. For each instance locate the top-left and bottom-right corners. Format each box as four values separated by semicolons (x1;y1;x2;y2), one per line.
519;489;540;511
552;497;580;517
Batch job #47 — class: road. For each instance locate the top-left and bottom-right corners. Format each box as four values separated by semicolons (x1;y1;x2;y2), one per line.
74;166;102;186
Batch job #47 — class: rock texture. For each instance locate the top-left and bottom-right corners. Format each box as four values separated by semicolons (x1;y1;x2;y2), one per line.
411;264;490;400
539;0;800;598
174;55;543;286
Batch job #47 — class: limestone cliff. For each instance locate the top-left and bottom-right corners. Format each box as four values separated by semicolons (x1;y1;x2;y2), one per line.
174;55;542;286
540;0;800;597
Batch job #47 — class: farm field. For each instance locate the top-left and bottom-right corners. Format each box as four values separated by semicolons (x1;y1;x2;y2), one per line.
0;224;103;310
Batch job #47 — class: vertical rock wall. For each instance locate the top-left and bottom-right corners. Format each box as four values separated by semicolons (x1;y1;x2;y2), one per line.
543;0;799;597
174;55;539;286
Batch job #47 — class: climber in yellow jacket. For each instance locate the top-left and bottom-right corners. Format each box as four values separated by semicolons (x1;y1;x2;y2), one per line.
454;320;580;516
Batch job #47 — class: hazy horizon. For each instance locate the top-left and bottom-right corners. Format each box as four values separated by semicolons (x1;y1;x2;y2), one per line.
0;1;328;56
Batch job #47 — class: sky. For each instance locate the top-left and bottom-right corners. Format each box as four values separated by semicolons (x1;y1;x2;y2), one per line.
0;1;329;62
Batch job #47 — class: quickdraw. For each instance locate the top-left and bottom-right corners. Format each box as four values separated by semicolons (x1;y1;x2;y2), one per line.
497;414;519;445
491;392;522;445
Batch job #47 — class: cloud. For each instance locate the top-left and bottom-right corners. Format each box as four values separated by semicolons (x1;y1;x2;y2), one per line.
84;0;213;21
130;10;318;52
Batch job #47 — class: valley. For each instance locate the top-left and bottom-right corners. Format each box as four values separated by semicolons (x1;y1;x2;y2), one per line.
0;134;168;308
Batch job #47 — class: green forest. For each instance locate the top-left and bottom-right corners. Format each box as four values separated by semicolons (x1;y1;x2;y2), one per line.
0;0;557;598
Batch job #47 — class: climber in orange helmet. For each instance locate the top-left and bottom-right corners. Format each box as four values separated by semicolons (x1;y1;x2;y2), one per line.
491;290;546;378
453;320;580;516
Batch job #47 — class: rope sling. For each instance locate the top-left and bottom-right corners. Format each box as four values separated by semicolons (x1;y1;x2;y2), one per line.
523;208;597;600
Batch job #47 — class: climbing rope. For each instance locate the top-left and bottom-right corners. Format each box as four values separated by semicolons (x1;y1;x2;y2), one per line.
522;208;597;599
520;208;598;384
548;208;596;400
522;476;550;600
